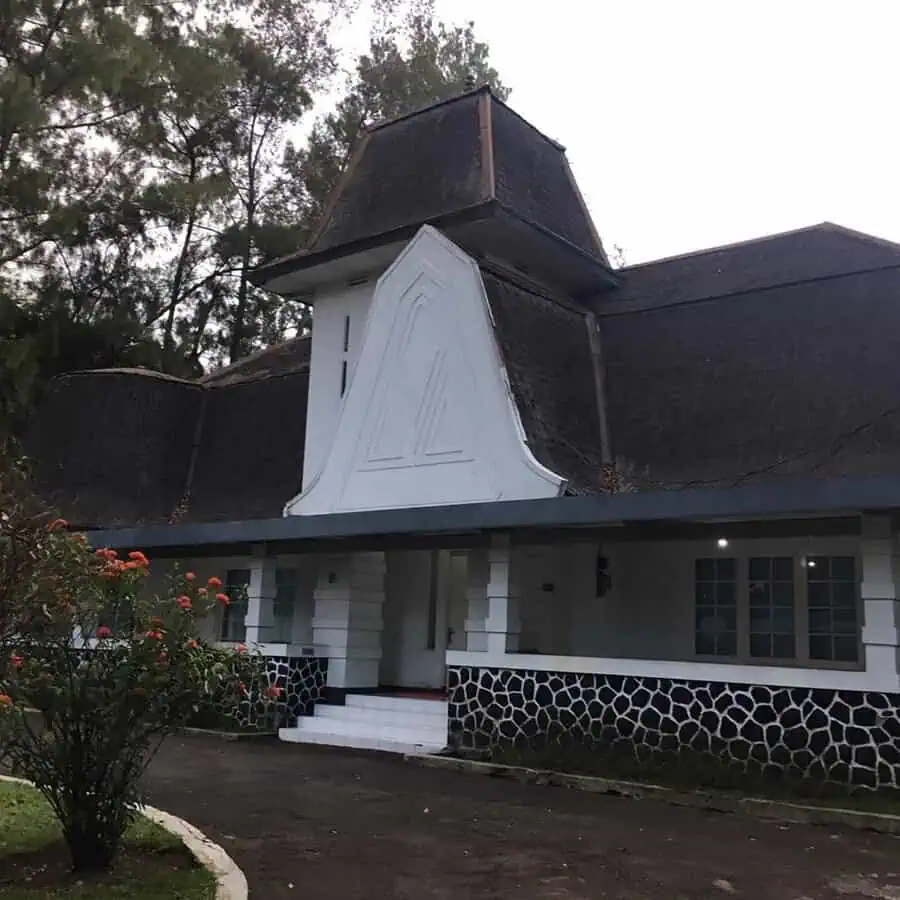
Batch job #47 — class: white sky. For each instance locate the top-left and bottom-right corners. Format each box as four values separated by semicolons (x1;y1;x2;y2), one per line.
378;0;900;265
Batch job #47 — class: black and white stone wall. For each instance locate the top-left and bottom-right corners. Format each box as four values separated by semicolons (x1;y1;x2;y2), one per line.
232;656;328;730
447;666;900;789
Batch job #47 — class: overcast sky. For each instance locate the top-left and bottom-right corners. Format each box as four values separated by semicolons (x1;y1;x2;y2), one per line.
417;0;899;265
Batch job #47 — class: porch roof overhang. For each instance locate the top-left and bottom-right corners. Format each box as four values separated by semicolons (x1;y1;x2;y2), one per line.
85;474;900;557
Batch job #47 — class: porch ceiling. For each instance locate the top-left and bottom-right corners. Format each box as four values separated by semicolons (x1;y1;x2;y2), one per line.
85;473;900;555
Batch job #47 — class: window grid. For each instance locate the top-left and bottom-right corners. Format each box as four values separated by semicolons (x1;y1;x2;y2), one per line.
806;556;859;664
272;568;297;643
748;557;796;660
221;569;250;643
694;558;738;658
693;553;861;668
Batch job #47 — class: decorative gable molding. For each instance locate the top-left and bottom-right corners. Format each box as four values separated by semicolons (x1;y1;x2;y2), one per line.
286;226;565;516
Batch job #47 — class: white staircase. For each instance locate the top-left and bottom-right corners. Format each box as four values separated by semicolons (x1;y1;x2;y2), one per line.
279;694;448;755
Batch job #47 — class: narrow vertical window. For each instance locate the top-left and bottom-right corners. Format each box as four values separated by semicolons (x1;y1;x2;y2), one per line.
339;314;350;397
748;557;795;659
807;556;859;663
221;569;251;642
426;550;439;650
694;558;737;657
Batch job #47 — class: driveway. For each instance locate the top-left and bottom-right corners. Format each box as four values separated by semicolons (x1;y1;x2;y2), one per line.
144;735;900;899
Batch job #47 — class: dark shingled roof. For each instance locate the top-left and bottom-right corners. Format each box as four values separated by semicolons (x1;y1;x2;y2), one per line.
184;369;308;522
258;87;608;281
24;354;310;527
481;269;606;495
606;222;900;310
310;92;486;253
201;335;310;385
25;371;203;528
600;224;900;489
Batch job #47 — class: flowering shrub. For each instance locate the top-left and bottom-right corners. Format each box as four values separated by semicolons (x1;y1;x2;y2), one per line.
0;508;273;873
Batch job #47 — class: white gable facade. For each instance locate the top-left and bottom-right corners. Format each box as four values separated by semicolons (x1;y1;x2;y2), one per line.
290;226;563;516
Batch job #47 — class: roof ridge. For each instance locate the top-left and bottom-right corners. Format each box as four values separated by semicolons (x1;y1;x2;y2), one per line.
204;364;311;388
600;258;900;318
55;367;200;387
620;222;841;272
366;84;492;133
485;91;565;152
200;334;311;384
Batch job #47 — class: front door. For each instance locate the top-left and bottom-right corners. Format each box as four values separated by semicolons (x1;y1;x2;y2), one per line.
382;550;468;689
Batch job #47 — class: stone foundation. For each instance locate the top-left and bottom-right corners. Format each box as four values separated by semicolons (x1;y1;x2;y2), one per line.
447;666;900;789
232;656;328;730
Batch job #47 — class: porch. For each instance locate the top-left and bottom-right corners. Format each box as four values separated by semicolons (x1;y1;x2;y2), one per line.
164;513;900;773
87;477;900;785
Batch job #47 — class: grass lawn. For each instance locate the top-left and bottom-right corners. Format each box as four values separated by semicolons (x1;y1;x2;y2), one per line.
0;781;216;899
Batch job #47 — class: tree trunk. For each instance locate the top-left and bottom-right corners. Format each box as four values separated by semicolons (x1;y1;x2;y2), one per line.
65;820;119;874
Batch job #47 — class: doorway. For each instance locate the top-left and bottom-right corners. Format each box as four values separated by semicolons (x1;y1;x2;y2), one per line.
381;549;468;689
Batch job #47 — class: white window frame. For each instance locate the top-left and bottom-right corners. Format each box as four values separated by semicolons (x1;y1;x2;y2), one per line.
220;569;251;643
694;551;863;671
272;567;298;644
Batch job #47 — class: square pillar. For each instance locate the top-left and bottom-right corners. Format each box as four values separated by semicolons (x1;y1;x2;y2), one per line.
312;552;385;688
485;534;521;655
860;515;900;688
245;554;277;645
464;549;489;651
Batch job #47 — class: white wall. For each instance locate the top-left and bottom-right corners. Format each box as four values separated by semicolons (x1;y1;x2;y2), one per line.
511;535;863;662
303;280;375;489
287;226;564;516
166;554;318;650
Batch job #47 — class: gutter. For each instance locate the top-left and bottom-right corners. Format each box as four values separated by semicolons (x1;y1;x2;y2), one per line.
85;473;900;551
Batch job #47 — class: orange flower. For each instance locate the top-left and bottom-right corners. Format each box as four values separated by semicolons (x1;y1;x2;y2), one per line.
96;626;112;639
176;595;192;611
146;630;163;641
128;550;149;566
185;572;196;582
0;694;12;709
207;576;223;589
187;639;199;650
72;533;87;544
47;518;68;532
234;643;247;654
216;592;230;606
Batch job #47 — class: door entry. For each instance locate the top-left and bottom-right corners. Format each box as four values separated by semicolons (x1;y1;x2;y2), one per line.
385;550;469;689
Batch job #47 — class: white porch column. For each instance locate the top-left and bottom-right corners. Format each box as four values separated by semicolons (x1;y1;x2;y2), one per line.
312;552;385;688
860;515;900;688
464;549;489;651
485;534;521;654
244;553;276;645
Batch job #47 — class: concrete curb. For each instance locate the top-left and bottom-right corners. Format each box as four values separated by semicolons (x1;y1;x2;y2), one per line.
404;754;900;836
181;726;276;742
0;774;247;900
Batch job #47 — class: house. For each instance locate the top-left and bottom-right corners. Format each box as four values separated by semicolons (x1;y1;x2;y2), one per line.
23;87;900;788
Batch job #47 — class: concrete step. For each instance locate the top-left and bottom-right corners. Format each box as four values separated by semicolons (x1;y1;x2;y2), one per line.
345;694;448;716
294;716;446;742
316;703;446;730
278;726;445;755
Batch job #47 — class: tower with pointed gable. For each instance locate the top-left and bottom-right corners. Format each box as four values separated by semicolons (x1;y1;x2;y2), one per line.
252;86;618;513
